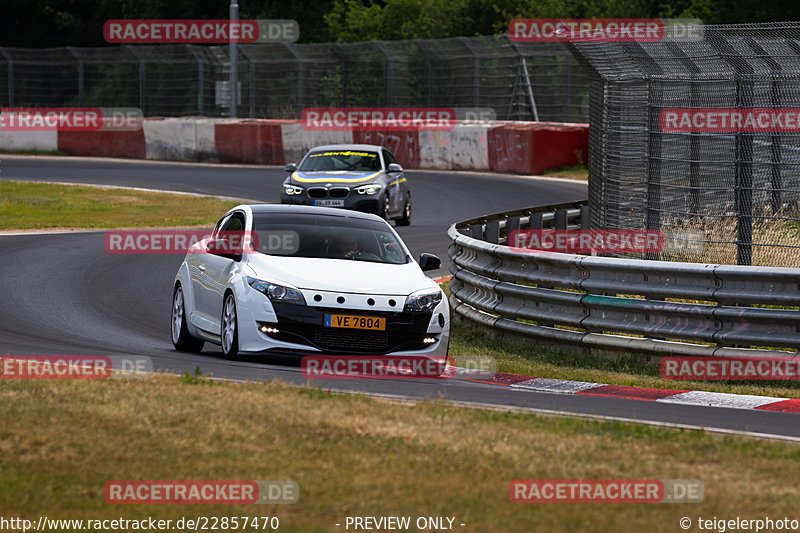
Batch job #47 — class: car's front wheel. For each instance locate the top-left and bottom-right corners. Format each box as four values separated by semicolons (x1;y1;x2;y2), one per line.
396;192;411;226
171;284;204;352
221;291;240;359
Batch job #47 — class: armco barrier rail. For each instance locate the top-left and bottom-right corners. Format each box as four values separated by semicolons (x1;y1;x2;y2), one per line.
448;202;800;358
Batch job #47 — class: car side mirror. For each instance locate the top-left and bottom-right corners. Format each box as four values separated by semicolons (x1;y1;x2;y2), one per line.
418;253;441;272
387;163;403;173
284;163;297;172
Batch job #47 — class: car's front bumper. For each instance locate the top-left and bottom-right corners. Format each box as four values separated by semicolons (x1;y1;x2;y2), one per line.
280;191;381;214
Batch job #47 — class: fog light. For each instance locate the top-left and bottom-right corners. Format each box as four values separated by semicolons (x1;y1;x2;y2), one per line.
259;324;279;334
423;337;436;344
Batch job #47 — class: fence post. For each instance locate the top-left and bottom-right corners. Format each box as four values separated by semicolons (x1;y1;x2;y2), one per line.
708;33;754;266
127;46;146;116
458;37;480;108
186;45;205;115
0;48;14;107
283;44;304;114
66;48;84;107
414;39;435;107
373;41;393;106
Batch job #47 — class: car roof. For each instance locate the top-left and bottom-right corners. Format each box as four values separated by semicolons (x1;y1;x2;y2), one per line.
306;144;385;152
246;203;384;222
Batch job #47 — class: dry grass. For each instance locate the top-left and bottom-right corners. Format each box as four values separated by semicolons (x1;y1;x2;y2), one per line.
660;211;800;268
0;180;242;230
1;375;799;532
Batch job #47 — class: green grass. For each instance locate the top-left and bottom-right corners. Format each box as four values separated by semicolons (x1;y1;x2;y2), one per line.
542;163;588;180
0;148;68;156
0;180;242;229
1;375;798;532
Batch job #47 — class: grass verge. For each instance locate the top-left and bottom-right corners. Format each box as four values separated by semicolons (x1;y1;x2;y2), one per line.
0;180;242;229
1;375;798;532
542;163;588;181
443;284;800;399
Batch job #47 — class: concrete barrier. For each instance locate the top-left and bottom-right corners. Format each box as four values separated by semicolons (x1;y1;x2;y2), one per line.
450;125;489;170
215;119;290;165
143;118;199;161
488;122;588;175
0;116;588;176
58;129;146;159
280;122;354;164
0;131;58;152
353;130;421;168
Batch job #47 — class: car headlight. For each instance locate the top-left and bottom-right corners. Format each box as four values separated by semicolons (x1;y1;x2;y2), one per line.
283;184;304;195
355;183;382;195
247;277;306;305
404;289;442;312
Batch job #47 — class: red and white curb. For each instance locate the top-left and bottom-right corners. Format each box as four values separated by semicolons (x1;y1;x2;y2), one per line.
446;367;800;413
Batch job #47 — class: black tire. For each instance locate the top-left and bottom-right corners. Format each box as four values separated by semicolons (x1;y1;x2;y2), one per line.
396;192;411;226
171;284;204;352
221;291;240;359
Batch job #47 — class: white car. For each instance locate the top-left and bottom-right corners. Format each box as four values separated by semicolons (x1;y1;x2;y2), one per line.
170;204;449;358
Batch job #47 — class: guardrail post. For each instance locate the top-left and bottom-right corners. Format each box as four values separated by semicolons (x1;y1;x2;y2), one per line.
530;212;543;230
580;205;590;229
469;223;483;240
485;221;500;244
506;216;520;245
554;209;568;230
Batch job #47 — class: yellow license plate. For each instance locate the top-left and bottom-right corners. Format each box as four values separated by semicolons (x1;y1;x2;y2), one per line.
324;314;386;331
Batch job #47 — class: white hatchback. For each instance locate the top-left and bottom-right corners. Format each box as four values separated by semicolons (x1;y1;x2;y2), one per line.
171;204;449;358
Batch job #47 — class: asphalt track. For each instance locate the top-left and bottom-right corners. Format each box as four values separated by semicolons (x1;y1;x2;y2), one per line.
2;156;799;440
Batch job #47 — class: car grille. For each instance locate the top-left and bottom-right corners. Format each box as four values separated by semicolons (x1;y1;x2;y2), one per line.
269;303;433;354
313;328;388;352
307;187;327;199
329;187;350;198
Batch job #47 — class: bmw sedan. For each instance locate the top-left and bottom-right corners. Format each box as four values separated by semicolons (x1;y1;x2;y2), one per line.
280;144;412;225
171;204;448;358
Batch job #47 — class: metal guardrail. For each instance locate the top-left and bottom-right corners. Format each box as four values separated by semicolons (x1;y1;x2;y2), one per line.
448;202;800;358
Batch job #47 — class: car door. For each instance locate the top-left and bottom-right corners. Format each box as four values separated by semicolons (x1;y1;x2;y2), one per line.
188;214;228;331
189;212;244;334
383;148;402;214
200;211;246;333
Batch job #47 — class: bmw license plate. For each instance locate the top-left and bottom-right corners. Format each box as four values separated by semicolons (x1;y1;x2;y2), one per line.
314;199;345;207
324;314;386;331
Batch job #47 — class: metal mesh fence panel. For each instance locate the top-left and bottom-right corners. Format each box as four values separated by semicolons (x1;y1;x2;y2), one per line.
0;36;589;122
570;22;800;268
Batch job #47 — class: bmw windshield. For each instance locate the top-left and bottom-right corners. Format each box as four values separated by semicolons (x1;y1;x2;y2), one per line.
298;150;381;172
251;213;409;264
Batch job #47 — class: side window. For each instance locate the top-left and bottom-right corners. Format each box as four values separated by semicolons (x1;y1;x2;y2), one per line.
383;149;397;167
218;212;246;251
213;214;231;238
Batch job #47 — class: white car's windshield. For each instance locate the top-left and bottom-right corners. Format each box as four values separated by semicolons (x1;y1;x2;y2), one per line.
298;150;381;172
252;213;408;264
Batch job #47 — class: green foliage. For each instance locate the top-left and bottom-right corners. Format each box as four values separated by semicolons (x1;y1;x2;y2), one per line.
180;366;214;385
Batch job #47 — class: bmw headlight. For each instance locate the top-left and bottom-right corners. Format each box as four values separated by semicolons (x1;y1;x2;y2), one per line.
247;277;306;305
404;288;442;312
355;183;382;195
283;184;304;195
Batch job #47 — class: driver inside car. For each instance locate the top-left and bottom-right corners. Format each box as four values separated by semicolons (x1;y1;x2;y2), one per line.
333;234;361;259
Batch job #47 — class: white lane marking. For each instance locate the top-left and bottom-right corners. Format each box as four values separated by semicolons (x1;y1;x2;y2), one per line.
656;390;781;410
511;377;604;394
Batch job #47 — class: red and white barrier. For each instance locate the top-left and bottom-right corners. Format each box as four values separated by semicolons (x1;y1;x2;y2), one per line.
0;117;589;175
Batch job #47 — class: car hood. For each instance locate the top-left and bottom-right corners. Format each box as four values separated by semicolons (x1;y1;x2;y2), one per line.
244;254;436;295
290;170;383;185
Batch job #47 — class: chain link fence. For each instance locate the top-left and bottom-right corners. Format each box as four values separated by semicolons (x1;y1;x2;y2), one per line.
569;22;800;268
0;36;588;122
